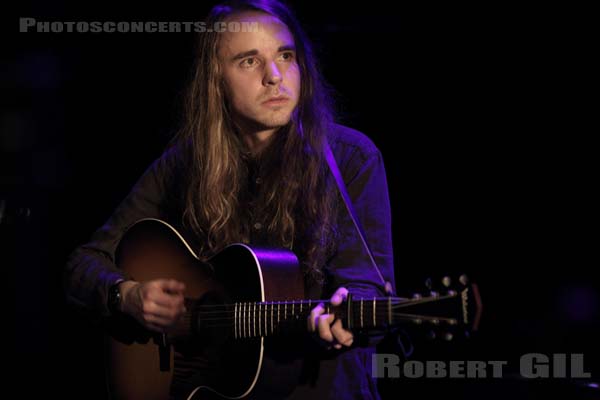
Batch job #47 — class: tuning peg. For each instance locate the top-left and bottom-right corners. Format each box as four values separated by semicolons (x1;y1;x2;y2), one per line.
459;274;469;286
442;276;451;288
443;332;454;341
412;293;422;300
413;318;423;325
430;319;440;325
429;290;439;298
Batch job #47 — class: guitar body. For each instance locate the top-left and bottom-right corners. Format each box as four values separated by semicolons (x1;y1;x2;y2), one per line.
106;218;304;400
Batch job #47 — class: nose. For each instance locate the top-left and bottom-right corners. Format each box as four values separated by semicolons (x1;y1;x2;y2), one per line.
263;61;282;86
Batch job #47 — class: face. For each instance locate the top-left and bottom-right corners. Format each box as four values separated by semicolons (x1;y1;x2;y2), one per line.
218;12;301;133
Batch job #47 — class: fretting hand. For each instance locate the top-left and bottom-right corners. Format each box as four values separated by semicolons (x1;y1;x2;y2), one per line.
308;287;354;349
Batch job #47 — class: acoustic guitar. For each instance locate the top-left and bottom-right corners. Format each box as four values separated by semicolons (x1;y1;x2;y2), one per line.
106;218;482;399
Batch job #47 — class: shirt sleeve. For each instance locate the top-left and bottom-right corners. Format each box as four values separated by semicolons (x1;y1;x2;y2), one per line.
64;157;167;319
325;145;396;301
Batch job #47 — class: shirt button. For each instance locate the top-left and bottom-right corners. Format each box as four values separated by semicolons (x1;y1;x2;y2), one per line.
253;222;262;230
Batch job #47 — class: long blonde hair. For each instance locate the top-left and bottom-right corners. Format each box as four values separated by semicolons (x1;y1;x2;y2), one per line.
173;0;338;283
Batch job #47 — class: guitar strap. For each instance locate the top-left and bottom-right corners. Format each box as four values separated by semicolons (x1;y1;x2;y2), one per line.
324;138;414;358
323;138;394;296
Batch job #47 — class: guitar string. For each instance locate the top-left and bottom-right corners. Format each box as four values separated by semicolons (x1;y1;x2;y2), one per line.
189;295;453;309
184;298;458;325
197;311;458;334
197;312;449;320
190;299;446;316
193;310;451;323
191;299;449;313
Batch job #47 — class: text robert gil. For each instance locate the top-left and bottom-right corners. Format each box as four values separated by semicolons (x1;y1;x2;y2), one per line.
372;353;592;379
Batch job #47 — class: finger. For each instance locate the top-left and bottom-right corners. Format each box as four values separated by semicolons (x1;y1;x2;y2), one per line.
308;302;326;332
330;287;349;306
143;313;175;328
151;292;186;310
317;314;336;342
330;319;354;347
144;281;186;309
143;301;185;320
157;279;186;294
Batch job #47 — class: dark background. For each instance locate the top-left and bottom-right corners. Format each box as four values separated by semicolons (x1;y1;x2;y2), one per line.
4;1;598;399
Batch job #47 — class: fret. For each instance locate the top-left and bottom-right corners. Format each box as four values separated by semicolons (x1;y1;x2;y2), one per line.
360;298;364;328
300;301;303;314
235;303;239;339
277;301;281;326
243;302;246;338
270;302;274;335
372;297;376;327
252;303;255;338
258;303;261;337
284;301;287;321
264;302;268;337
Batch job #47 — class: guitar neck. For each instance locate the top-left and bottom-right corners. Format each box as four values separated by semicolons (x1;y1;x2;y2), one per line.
193;292;465;340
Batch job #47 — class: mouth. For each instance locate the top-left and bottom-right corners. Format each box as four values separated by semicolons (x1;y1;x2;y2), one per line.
261;96;290;106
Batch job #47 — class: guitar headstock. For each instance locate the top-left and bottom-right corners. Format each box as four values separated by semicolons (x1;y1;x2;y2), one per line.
395;274;482;341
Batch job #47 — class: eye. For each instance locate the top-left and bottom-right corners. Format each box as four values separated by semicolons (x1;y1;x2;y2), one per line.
240;57;260;68
279;51;295;62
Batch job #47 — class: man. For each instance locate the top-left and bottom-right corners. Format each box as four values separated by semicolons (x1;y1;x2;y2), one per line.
65;1;395;398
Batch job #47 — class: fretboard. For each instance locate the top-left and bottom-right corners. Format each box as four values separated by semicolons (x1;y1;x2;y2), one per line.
194;295;457;339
